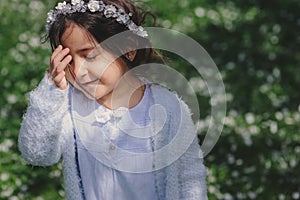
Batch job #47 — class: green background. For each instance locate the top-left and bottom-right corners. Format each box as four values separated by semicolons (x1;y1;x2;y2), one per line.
0;0;299;199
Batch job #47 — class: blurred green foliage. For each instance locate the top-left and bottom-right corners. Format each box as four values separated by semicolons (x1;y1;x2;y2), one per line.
0;0;299;199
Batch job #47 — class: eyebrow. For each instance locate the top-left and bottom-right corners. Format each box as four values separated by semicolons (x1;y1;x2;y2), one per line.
76;46;95;53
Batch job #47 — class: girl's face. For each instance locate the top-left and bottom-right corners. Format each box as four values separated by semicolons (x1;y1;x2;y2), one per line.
62;23;130;106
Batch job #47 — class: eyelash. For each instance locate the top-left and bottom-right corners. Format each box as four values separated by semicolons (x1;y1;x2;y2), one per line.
85;55;97;62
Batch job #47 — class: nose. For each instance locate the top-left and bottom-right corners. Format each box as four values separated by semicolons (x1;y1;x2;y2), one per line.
72;59;88;78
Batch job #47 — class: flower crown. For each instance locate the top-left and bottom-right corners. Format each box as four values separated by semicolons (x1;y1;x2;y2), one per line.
46;0;148;38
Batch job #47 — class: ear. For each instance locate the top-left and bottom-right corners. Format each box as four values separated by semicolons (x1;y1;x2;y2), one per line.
125;50;137;62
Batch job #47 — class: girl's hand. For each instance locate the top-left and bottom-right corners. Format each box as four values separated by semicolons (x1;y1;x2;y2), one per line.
47;45;72;90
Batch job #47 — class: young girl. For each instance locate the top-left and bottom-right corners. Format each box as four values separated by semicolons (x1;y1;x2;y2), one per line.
18;0;207;199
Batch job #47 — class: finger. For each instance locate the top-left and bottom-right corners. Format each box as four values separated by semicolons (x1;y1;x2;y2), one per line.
49;45;63;74
51;62;61;76
55;56;72;74
56;55;72;73
51;55;72;77
52;49;70;69
52;71;66;85
50;45;63;65
51;47;70;67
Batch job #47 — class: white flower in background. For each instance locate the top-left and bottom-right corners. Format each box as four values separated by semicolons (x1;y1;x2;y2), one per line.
88;0;100;12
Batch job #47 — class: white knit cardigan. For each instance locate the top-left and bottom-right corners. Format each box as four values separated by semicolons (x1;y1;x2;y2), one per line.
18;74;207;200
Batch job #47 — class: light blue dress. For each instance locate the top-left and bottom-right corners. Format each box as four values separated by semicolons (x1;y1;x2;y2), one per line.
75;85;158;200
19;74;208;200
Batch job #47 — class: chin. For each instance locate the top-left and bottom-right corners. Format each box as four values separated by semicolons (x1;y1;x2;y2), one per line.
74;85;97;100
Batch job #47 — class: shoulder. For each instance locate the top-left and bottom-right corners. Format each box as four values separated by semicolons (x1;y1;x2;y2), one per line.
149;84;179;102
149;84;192;117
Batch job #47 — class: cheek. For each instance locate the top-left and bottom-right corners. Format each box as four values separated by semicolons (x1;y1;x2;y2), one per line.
94;53;126;75
103;64;127;83
87;60;111;78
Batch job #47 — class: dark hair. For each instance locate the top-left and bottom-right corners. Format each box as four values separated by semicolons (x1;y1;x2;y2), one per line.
46;0;163;68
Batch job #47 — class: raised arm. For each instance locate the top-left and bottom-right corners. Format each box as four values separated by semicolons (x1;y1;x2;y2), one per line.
18;74;70;166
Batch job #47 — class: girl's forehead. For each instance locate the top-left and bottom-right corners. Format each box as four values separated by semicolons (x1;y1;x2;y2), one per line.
61;23;98;51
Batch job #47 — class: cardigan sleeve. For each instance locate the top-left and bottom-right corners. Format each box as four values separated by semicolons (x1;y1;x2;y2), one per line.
177;101;207;200
18;73;70;166
178;135;207;199
150;84;208;200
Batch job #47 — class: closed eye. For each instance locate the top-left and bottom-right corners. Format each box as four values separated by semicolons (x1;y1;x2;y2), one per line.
85;55;97;62
84;46;103;62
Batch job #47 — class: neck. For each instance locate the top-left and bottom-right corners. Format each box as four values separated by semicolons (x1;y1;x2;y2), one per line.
97;75;145;110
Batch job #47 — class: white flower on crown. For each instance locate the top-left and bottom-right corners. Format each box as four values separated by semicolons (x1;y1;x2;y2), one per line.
128;21;138;31
104;5;117;18
128;21;148;37
116;9;130;24
137;28;148;37
47;10;55;23
56;1;67;10
46;0;149;38
71;0;81;6
87;0;100;12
